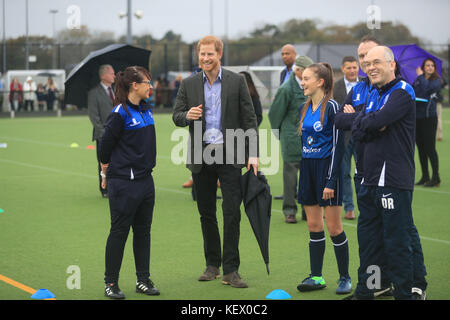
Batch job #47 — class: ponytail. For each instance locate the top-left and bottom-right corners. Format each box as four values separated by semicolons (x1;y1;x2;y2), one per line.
113;66;152;115
319;62;334;126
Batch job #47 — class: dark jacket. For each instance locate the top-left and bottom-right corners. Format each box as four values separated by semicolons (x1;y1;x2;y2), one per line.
335;77;373;178
280;67;292;85
251;95;263;127
87;83;115;141
99;100;156;180
352;77;416;190
332;77;348;106
413;74;442;119
172;68;258;173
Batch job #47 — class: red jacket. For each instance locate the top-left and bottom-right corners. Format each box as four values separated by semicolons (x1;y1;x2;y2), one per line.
9;82;23;103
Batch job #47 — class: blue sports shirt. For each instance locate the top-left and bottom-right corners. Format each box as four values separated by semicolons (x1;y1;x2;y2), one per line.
300;99;344;190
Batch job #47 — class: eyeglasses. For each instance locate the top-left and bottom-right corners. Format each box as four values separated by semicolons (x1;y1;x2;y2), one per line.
362;59;392;69
139;80;153;86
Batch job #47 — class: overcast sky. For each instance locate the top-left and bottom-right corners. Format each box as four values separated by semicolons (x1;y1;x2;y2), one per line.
2;0;449;46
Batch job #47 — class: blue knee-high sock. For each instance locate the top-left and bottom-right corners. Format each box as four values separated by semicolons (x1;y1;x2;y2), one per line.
331;231;349;278
309;231;326;277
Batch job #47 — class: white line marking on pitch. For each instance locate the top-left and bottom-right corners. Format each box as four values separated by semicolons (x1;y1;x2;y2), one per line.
2;157;449;245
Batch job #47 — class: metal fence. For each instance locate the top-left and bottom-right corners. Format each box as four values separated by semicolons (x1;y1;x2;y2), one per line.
0;41;448;115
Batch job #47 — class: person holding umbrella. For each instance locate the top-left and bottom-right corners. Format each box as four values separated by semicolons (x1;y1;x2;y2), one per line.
173;35;259;288
88;64;116;198
296;63;351;295
413;58;442;187
99;66;159;299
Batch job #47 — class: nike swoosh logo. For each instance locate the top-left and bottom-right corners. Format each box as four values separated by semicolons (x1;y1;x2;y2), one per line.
382;193;392;197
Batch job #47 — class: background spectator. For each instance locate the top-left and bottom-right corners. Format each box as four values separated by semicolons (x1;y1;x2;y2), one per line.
23;76;37;112
413;58;442;187
9;77;22;112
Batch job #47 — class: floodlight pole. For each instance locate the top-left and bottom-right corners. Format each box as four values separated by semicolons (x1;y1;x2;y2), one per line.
224;0;228;66
210;0;213;35
49;9;58;69
2;0;6;74
25;0;29;69
127;0;132;44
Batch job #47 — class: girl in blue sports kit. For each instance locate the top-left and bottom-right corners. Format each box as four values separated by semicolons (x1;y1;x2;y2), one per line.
296;63;351;294
100;66;159;299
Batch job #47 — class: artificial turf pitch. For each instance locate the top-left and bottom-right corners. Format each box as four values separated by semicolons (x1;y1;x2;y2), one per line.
0;110;449;300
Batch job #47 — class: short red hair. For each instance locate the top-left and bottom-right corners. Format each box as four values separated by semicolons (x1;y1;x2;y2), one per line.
197;35;223;54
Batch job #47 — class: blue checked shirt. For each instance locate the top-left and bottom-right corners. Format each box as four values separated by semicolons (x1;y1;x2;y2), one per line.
203;68;223;144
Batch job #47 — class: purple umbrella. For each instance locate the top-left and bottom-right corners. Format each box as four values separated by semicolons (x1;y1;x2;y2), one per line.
390;44;442;85
359;44;443;85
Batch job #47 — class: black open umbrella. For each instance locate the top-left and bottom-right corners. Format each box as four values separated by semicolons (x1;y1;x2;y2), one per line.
37;72;57;78
64;44;151;109
240;170;272;275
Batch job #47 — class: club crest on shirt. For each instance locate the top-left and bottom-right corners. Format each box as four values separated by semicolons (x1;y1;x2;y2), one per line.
313;121;323;132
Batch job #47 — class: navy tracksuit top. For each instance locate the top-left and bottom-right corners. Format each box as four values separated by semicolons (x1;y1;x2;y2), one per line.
413;74;442;119
352;77;416;191
99;100;156;180
334;77;373;179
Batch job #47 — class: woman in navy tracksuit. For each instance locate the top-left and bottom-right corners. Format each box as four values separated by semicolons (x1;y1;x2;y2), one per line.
99;66;159;299
413;58;442;187
296;63;350;294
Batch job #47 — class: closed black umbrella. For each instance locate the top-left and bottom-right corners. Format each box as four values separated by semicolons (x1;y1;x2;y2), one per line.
64;44;151;109
240;170;272;275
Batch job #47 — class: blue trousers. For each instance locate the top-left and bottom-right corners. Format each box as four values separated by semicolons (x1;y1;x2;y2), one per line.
341;136;357;211
355;183;427;299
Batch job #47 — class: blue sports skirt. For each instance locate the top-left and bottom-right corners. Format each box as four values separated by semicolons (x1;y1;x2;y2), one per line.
298;157;342;207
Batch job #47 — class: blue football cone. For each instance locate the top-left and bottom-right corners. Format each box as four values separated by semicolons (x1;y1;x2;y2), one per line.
31;289;56;299
265;289;292;300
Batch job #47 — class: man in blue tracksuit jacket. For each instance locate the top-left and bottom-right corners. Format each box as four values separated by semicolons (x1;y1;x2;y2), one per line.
350;46;427;300
334;37;395;298
336;75;395;299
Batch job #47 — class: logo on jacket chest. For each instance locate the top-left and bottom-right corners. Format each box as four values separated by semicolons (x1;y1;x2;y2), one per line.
129;118;141;127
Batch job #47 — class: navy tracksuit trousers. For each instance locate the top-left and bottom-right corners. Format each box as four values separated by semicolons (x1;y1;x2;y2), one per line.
354;178;427;299
104;175;155;284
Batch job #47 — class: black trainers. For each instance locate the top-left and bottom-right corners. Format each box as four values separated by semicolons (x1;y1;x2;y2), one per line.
136;279;160;296
104;282;125;299
412;287;426;300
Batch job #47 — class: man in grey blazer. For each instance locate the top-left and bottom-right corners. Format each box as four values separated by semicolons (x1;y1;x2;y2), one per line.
88;64;116;198
333;56;359;220
173;35;258;288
